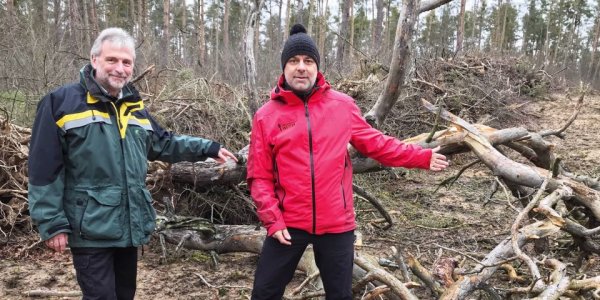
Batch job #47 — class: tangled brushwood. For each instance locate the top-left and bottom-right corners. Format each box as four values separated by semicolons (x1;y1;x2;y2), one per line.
0;115;32;240
335;56;553;138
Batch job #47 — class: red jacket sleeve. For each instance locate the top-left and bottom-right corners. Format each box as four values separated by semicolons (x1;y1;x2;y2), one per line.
246;115;286;236
349;102;432;169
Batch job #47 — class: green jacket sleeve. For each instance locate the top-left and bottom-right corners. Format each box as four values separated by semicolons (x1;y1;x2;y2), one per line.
145;113;221;163
28;92;71;241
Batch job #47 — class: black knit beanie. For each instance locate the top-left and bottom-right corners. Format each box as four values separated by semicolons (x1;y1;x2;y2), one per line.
281;24;320;70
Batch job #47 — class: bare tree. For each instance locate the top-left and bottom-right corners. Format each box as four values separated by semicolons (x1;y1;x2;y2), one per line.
588;16;600;78
456;0;466;53
223;0;230;51
373;0;384;54
82;0;91;46
283;0;291;41
196;0;206;66
337;0;352;69
317;0;328;67
307;0;315;35
88;0;98;37
162;0;170;67
244;0;265;117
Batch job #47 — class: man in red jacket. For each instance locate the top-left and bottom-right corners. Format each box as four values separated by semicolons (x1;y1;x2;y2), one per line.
247;24;449;299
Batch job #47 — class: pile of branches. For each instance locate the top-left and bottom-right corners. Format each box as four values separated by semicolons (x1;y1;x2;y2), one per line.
334;56;552;139
0;115;32;242
135;75;258;224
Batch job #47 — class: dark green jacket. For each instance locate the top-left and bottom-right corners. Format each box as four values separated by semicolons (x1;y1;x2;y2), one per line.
28;64;220;248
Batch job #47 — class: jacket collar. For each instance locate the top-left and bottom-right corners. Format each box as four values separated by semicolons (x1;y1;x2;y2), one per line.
271;72;330;105
79;64;140;103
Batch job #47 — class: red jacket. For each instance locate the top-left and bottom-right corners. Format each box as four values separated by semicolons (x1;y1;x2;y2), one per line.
247;73;432;236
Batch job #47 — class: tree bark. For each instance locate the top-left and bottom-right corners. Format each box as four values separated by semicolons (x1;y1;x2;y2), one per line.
364;0;420;128
196;0;206;66
162;0;170;67
82;0;91;46
89;0;98;37
589;17;600;78
244;0;265;117
373;0;384;54
456;0;466;53
317;0;328;67
337;0;352;69
223;0;230;52
283;0;291;41
307;0;315;35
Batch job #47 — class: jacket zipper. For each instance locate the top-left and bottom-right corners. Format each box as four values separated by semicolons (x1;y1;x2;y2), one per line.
341;156;347;209
110;101;130;235
304;101;317;234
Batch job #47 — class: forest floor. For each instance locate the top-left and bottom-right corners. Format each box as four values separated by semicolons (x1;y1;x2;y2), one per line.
1;92;599;299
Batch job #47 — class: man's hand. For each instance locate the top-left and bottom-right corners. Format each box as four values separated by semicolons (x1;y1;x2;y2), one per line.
216;148;238;164
45;233;68;253
429;146;449;171
272;229;292;245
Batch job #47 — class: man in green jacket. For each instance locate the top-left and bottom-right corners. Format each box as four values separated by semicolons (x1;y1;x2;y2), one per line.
28;27;237;299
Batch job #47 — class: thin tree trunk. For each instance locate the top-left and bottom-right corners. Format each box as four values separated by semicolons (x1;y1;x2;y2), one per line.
542;1;553;66
317;0;328;69
53;0;62;41
69;0;83;48
245;0;265;117
499;1;508;51
456;0;466;53
364;0;420;127
196;0;206;66
181;0;188;62
162;0;170;67
373;0;384;54
214;17;220;73
137;0;144;37
129;0;136;29
337;0;352;69
223;0;230;51
82;0;91;46
283;0;291;41
307;0;314;35
296;0;304;25
588;17;600;78
88;0;98;37
348;0;354;62
278;0;284;45
469;0;477;50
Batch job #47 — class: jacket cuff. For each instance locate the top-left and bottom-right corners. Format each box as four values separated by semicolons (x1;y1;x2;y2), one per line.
420;149;433;169
41;223;72;241
266;219;287;236
206;142;221;158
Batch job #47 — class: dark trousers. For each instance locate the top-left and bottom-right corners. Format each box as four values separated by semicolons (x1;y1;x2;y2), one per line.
251;228;354;300
71;247;138;300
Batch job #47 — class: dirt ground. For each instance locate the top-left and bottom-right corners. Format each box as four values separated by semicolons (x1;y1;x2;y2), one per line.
1;93;599;299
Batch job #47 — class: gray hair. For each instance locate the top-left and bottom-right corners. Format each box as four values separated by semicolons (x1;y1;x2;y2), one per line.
90;27;136;59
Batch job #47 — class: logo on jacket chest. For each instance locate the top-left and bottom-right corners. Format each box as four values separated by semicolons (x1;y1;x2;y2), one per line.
277;117;297;132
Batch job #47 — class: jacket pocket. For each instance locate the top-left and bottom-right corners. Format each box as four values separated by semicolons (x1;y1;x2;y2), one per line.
341;155;349;209
140;189;157;235
79;188;124;240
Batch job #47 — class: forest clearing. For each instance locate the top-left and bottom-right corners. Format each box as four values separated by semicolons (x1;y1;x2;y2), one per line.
2;0;600;299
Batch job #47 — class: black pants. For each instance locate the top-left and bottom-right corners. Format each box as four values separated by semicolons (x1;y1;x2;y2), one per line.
252;228;354;300
71;247;138;300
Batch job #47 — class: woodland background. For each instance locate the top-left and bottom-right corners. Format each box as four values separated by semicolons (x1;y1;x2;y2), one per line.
1;0;600;299
1;0;600;129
